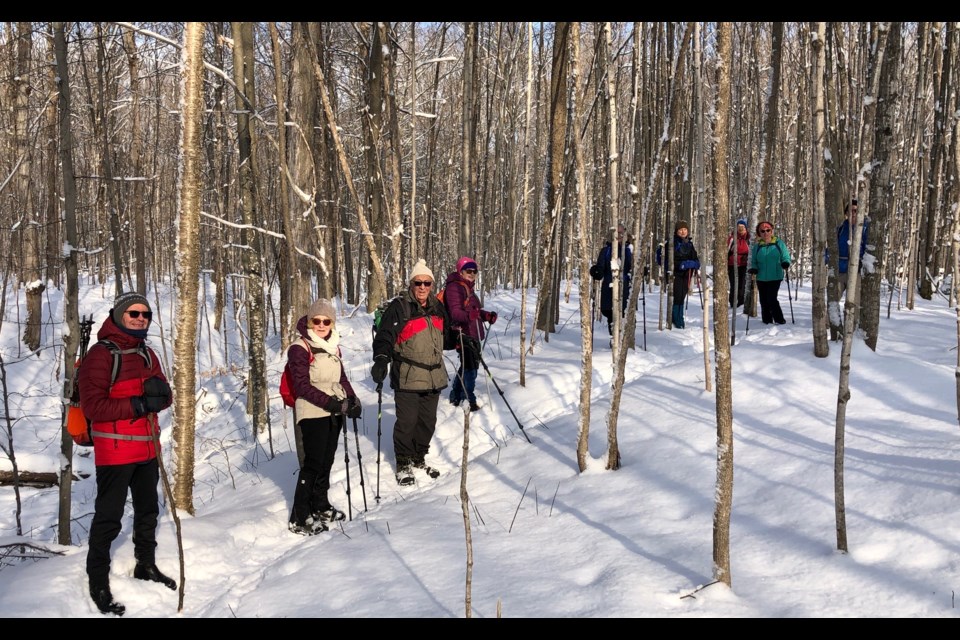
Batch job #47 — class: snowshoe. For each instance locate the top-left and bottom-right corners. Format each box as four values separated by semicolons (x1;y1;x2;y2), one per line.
288;516;328;536
396;466;415;486
413;459;441;479
314;506;346;523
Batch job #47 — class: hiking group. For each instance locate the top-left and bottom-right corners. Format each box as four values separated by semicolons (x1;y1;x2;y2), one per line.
76;206;858;614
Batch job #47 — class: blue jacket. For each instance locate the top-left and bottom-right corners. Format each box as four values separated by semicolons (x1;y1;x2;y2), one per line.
595;241;632;312
836;218;868;274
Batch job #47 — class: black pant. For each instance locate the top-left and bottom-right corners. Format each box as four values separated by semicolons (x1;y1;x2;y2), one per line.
86;458;160;583
291;416;341;524
756;279;786;324
728;265;746;307
393;390;440;466
673;270;690;306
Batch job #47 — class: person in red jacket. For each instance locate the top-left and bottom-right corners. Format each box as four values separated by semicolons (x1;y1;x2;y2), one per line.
78;292;175;616
727;218;750;308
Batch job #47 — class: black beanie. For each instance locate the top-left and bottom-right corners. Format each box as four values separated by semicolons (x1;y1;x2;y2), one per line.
112;292;151;326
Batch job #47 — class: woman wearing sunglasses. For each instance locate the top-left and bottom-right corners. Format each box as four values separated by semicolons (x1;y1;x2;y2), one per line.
443;256;497;412
748;221;792;325
78;291;175;615
371;259;450;486
285;298;361;535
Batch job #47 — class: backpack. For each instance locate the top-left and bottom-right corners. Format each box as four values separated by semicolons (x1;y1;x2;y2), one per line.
67;336;153;446
279;339;313;408
372;295;403;339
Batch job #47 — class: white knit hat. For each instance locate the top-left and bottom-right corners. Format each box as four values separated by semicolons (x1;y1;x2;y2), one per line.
407;259;435;283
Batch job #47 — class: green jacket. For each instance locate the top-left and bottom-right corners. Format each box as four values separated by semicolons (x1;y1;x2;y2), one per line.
749;236;791;282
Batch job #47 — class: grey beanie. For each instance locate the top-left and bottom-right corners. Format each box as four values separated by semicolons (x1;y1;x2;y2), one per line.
307;298;337;324
112;292;151;326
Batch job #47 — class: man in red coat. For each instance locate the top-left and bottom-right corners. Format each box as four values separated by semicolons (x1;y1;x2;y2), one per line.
79;292;175;616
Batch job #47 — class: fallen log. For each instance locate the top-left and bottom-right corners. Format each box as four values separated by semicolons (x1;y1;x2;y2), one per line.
0;470;88;488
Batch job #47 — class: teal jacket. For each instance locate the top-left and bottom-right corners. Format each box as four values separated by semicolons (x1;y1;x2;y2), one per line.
749;236;791;282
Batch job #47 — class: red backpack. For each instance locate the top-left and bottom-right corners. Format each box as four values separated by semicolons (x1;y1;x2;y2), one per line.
279;339;313;408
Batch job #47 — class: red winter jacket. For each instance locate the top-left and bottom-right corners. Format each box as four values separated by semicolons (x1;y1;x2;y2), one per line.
727;230;750;267
78;316;170;466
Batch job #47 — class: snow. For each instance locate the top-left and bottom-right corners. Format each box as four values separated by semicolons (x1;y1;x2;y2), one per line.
1;275;958;618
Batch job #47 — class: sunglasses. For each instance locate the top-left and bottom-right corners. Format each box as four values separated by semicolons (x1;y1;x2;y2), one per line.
462;269;478;275
125;310;152;320
412;280;433;288
311;317;333;327
759;228;773;234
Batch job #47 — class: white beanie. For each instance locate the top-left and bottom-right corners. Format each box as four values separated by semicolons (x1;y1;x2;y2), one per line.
407;259;435;283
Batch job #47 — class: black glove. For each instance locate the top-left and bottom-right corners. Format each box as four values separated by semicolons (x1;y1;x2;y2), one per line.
323;396;346;416
748;268;758;275
131;394;166;417
371;355;389;384
143;376;171;400
346;396;362;419
485;311;497;325
781;262;790;270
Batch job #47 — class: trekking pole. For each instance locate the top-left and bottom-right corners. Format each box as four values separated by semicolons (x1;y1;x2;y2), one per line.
785;269;795;323
341;416;353;521
148;413;185;611
696;270;704;308
375;383;383;503
477;353;531;443
746;276;755;335
641;284;647;351
351;416;368;512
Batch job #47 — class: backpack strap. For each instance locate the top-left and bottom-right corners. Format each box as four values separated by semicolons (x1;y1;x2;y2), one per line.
97;339;152;386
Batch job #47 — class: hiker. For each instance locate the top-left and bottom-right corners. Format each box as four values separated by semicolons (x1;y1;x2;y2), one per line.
286;298;361;536
748;220;792;325
592;223;633;336
671;220;700;329
836;198;869;301
371;259;450;486
78;292;175;616
727;218;750;308
443;256;498;411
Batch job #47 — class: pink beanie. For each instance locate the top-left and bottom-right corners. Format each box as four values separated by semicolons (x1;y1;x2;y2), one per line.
456;256;479;272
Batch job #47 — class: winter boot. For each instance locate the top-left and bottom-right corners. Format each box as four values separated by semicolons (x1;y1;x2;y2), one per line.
134;563;177;590
395;458;415;486
89;578;125;616
671;304;685;329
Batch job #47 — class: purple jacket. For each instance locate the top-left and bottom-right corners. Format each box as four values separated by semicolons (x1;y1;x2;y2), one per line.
443;271;492;341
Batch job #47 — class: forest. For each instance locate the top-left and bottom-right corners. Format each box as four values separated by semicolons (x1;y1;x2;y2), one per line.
1;22;958;589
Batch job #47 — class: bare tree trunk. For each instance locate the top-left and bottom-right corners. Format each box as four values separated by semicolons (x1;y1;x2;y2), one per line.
835;22;890;554
122;29;147;294
919;23;949;300
53;21;80;546
172;21;206;514
810;22;830;358
15;23;43;353
459;22;478;257
861;21;903;351
534;22;569;338
94;24;125;297
569;23;593;472
711;21;734;588
519;23;533;384
232;22;268;436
